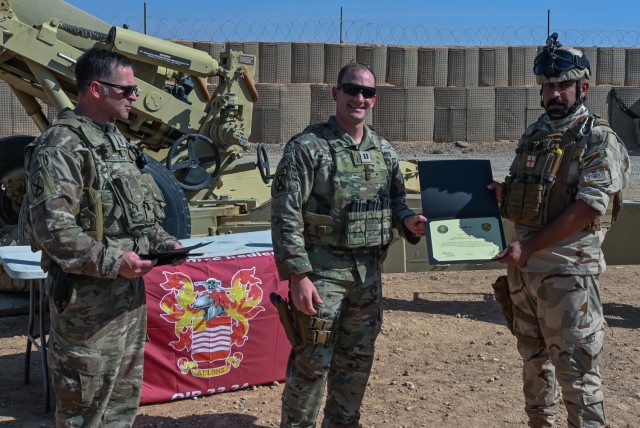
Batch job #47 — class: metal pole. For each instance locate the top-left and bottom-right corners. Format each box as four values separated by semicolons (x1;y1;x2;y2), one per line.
144;2;147;35
340;7;343;44
547;9;550;38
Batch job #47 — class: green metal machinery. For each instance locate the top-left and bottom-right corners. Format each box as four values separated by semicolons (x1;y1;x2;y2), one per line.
0;0;279;290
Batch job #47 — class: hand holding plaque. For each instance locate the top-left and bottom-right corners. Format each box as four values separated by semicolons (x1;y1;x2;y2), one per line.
139;241;209;266
418;159;506;265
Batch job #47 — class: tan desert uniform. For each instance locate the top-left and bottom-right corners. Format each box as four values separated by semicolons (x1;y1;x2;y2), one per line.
501;104;630;427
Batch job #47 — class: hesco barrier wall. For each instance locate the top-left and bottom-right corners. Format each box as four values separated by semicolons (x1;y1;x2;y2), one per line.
1;41;639;146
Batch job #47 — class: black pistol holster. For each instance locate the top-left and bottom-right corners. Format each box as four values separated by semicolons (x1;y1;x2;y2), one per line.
491;275;515;335
48;263;71;313
270;292;304;350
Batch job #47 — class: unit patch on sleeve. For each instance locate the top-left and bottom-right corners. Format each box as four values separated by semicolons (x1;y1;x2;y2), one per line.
28;170;58;205
583;167;610;184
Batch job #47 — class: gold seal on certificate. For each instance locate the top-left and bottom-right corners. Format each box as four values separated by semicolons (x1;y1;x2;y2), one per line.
429;217;504;262
418;159;506;265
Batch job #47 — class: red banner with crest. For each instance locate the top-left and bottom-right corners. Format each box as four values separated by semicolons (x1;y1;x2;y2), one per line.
141;250;291;404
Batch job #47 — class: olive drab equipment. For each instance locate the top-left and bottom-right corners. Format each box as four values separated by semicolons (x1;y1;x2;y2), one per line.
0;0;268;249
24;111;168;256
301;124;393;249
501;115;622;231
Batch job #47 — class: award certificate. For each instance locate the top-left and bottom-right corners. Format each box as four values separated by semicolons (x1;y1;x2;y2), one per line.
429;217;504;262
418;159;506;265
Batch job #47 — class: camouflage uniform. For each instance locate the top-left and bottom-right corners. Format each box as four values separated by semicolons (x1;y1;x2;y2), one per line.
25;108;178;427
502;105;630;427
271;116;419;427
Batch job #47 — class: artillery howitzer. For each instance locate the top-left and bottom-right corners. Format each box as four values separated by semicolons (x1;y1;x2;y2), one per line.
0;0;274;261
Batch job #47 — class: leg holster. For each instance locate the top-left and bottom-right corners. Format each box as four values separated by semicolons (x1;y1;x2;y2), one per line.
491;275;515;335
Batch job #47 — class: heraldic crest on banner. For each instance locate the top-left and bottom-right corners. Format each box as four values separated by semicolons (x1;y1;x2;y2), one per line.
158;267;265;378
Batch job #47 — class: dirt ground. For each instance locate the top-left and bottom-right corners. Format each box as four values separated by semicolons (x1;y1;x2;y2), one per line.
1;140;639;427
1;266;639;428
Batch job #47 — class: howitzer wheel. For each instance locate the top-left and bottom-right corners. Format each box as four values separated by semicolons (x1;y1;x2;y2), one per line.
166;133;221;192
256;143;273;185
141;155;191;239
0;135;35;229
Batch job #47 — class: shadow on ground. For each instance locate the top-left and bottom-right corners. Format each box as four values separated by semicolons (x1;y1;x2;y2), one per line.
383;290;507;329
134;413;268;427
383;292;640;330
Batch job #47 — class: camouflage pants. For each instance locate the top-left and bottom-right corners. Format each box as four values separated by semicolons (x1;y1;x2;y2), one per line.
507;266;606;428
280;271;383;428
47;275;147;428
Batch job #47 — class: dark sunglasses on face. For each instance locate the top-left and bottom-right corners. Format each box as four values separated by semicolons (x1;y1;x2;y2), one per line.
338;83;376;99
94;80;140;97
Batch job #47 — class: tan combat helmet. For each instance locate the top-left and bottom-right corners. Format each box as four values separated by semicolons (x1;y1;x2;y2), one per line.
533;32;591;84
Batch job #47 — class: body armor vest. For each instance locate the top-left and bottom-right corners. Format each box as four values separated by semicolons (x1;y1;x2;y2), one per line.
501;115;621;231
302;136;392;249
43;117;166;251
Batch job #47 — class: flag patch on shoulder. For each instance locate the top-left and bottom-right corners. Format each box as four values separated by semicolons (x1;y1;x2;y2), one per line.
582;149;606;170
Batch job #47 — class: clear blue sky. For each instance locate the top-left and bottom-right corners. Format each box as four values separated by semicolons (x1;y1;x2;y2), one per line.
59;0;640;46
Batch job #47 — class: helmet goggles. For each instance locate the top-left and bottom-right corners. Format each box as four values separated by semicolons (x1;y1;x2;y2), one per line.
533;32;590;79
533;49;589;77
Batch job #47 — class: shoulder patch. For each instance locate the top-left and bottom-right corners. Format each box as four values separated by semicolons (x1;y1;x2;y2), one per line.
583;167;610;184
582;149;606;170
271;147;300;195
28;169;59;205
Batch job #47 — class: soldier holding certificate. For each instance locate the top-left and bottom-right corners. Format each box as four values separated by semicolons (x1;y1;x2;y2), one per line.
489;34;630;427
270;62;427;427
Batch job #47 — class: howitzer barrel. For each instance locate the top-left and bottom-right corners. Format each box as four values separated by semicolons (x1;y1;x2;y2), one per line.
107;27;220;77
10;0;111;50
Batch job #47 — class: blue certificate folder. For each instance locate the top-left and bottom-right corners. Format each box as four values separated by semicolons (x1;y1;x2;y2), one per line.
418;159;506;265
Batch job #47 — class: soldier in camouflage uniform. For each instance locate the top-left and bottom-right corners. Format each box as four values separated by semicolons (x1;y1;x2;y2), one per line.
24;48;181;427
490;34;630;428
270;62;428;427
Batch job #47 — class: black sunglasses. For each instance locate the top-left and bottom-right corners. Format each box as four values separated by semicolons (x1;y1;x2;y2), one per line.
338;83;376;99
95;80;140;97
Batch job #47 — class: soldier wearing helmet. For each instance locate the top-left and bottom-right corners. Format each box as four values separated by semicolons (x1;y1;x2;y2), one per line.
534;33;592;120
488;34;630;427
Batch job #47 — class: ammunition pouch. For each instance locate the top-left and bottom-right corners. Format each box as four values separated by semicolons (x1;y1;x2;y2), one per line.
491;275;515;335
303;199;392;249
292;310;334;346
269;292;335;350
48;263;71;313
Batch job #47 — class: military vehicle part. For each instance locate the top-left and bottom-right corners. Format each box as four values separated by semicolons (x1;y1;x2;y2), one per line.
166;134;222;191
0;136;35;228
256;144;274;184
0;0;269;252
